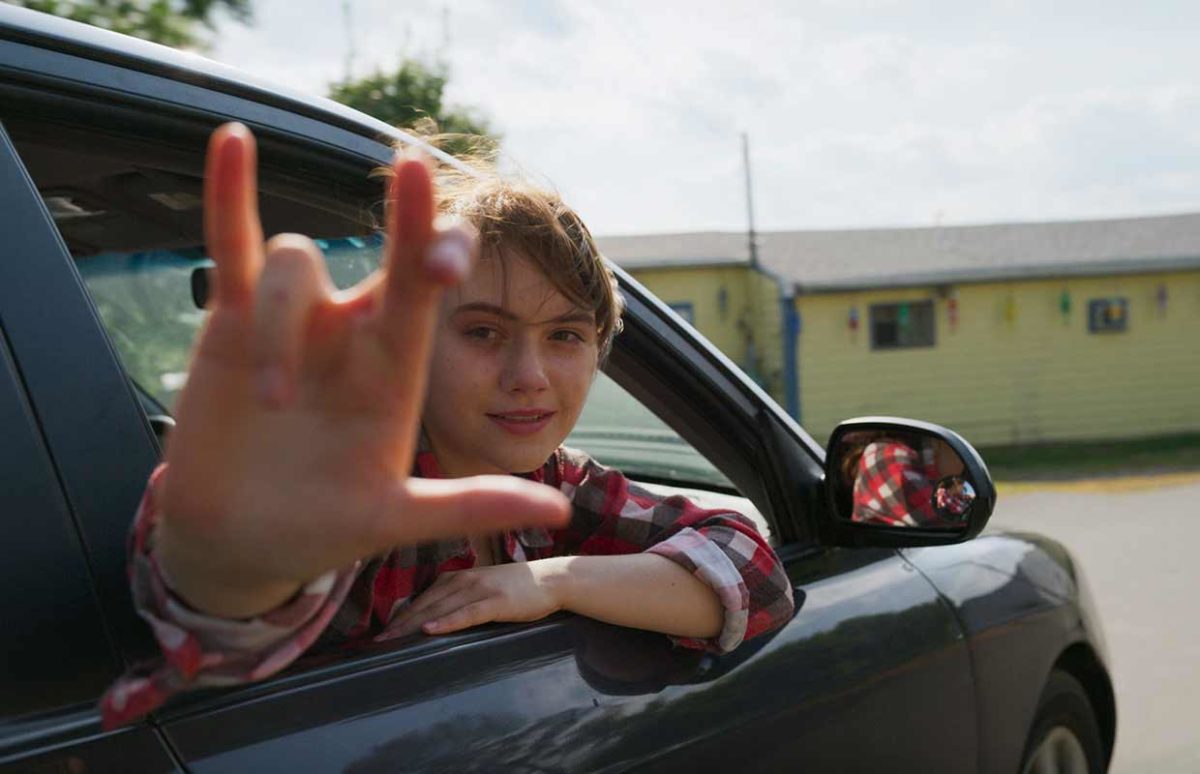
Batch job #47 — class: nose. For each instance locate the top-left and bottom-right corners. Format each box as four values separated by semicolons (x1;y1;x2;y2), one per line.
501;336;550;394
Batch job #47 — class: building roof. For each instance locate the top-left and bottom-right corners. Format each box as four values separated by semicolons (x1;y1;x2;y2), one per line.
597;212;1200;293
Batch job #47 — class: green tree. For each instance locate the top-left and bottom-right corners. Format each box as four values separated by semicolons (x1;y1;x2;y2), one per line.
329;60;497;158
10;0;251;49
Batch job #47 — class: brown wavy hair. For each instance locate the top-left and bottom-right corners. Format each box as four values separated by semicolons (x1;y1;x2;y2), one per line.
380;121;624;361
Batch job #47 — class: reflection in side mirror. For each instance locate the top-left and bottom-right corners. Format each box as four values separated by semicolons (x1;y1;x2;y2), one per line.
834;429;973;529
934;475;975;521
823;417;996;547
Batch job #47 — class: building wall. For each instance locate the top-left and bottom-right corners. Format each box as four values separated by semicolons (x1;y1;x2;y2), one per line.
748;268;786;402
796;270;1200;447
627;265;787;404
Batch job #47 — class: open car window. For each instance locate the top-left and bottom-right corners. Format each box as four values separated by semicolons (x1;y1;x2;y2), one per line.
13;115;773;552
76;238;774;543
568;374;773;543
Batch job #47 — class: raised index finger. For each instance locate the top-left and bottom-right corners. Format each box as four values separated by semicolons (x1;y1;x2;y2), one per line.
374;156;470;416
203;123;264;310
380;155;439;330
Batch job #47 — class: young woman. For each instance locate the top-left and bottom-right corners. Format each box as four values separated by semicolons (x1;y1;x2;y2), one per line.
101;124;793;727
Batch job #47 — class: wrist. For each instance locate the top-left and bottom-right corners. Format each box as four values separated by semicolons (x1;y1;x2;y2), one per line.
534;555;577;614
155;520;302;619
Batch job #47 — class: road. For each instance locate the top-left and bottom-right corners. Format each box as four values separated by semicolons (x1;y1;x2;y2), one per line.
989;475;1200;773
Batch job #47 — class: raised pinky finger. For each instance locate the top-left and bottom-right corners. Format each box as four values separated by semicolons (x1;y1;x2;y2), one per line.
424;601;495;635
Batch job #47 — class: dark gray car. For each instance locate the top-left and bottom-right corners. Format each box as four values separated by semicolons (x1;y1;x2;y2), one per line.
0;7;1114;773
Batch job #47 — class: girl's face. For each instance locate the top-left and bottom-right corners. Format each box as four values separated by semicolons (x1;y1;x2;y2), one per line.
422;254;600;476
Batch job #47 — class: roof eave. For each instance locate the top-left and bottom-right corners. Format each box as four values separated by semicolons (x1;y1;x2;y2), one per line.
792;255;1200;295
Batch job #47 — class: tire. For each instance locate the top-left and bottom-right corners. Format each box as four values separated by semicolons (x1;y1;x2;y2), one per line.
1020;669;1106;774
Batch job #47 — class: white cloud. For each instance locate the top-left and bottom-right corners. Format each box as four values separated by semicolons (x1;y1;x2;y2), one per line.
209;1;1200;234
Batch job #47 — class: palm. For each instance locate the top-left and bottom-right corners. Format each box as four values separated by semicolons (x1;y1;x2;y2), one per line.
155;125;568;615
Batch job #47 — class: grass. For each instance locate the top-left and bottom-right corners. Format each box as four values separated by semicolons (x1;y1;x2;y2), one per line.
979;432;1200;482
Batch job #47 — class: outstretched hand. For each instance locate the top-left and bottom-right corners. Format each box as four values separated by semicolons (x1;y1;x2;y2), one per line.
155;123;570;618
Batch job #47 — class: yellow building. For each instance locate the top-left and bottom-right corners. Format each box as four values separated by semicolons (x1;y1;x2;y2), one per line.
597;232;792;411
599;212;1200;448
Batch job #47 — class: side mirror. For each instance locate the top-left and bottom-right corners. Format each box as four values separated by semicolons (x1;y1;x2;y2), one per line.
821;417;996;547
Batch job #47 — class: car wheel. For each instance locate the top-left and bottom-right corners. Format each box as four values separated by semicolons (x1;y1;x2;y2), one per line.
1020;669;1105;774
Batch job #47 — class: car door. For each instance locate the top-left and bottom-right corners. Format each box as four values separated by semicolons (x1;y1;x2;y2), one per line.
0;125;178;773
0;28;978;772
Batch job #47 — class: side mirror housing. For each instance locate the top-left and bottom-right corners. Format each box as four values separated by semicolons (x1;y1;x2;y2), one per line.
821;416;996;548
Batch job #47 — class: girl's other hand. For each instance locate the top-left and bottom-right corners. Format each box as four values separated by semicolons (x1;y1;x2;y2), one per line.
387;559;571;637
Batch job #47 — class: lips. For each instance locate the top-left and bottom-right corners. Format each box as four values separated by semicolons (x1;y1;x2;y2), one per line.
486;409;557;436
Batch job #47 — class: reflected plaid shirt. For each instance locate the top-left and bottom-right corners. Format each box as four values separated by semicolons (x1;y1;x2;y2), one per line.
100;447;795;728
851;440;950;527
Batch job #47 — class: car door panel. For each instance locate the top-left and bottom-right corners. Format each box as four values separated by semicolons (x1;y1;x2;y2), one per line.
0;132;178;773
0;325;115;720
2;714;178;774
156;547;974;773
704;548;976;773
595;548;976;773
0;121;161;665
161;623;602;772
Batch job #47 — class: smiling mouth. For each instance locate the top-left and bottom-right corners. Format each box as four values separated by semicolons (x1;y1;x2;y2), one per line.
486;411;557;435
487;411;555;423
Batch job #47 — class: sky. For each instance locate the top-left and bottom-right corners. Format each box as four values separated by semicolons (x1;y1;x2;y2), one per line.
207;0;1200;237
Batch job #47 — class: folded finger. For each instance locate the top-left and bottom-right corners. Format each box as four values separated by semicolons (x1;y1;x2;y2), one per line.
391;571;465;626
253;235;333;407
396;589;486;638
424;600;496;635
204;123;264;310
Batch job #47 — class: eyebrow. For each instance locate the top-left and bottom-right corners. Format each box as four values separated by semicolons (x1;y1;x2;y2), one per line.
452;301;595;325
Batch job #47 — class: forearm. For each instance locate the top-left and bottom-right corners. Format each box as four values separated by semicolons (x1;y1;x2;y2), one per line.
550;553;724;640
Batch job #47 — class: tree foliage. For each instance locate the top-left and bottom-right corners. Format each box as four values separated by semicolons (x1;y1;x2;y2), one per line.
11;0;251;49
329;60;498;158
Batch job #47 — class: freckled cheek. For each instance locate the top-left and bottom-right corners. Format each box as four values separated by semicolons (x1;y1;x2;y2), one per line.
437;362;495;408
545;355;597;416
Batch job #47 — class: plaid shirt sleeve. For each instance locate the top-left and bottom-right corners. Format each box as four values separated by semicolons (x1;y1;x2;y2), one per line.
851;440;944;527
545;447;795;653
98;465;363;729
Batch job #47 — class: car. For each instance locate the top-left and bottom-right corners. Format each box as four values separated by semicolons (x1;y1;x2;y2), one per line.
0;6;1114;773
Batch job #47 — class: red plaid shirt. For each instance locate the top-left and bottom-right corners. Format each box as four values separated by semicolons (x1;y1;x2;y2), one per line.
851;440;950;527
101;447;794;728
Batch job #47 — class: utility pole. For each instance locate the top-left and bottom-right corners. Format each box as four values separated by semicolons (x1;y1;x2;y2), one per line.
741;132;759;268
342;0;354;84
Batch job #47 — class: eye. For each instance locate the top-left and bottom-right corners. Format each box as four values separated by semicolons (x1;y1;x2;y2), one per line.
465;326;500;341
550;329;586;344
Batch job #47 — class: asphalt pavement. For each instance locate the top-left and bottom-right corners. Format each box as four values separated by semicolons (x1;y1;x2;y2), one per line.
989;475;1200;773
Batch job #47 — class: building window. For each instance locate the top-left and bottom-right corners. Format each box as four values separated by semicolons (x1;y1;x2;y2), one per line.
668;302;695;324
1087;297;1128;333
870;300;935;350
